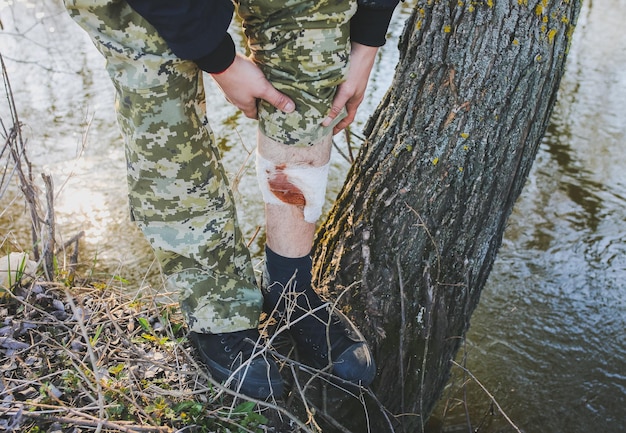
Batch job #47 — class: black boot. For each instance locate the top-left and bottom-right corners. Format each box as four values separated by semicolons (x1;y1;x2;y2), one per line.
190;329;284;399
263;246;376;386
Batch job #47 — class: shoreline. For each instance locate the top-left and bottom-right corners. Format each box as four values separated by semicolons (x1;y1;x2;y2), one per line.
0;281;292;432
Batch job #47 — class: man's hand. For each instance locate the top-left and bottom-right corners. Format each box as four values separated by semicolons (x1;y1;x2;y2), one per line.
322;42;379;135
211;53;295;119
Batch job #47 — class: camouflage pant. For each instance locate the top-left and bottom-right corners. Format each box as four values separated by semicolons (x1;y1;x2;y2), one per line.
64;0;354;333
238;0;355;145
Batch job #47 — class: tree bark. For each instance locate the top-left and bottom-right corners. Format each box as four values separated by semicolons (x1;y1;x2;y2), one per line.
313;1;581;431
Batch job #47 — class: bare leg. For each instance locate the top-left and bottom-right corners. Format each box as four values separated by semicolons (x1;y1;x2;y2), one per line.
266;204;315;258
257;131;332;257
257;130;377;385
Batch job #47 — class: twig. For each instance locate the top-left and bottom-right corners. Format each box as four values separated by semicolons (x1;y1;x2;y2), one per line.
1;52;43;261
332;138;352;163
461;340;473;433
360;387;398;433
229;126;254;196
64;291;106;422
344;127;354;163
279;351;323;432
54;230;85;256
451;360;523;433
461;266;473;433
41;173;55;280
406;203;441;279
246;225;261;249
0;407;171;432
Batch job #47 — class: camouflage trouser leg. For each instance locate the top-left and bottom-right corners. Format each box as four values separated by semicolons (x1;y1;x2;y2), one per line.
63;0;263;334
236;0;357;147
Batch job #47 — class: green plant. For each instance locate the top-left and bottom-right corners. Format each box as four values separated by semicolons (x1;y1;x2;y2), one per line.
225;401;268;433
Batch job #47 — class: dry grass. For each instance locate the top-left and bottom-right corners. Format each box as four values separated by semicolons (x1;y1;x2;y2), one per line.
0;281;260;432
0;277;383;433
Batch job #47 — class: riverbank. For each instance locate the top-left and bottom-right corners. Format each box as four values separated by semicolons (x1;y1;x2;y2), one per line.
1;279;290;432
3;1;626;431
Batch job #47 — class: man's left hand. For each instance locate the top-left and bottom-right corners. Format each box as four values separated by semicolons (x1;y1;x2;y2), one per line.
322;42;379;135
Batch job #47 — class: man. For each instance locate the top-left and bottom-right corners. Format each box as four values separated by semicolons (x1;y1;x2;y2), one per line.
64;0;399;399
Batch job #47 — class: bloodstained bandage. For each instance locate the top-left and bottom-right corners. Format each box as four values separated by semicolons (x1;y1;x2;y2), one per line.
256;152;330;223
268;164;306;206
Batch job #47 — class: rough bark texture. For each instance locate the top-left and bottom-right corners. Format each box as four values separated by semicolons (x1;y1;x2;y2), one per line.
313;1;581;431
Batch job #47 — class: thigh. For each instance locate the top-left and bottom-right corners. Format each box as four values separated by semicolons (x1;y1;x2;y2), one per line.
65;0;263;332
236;0;357;146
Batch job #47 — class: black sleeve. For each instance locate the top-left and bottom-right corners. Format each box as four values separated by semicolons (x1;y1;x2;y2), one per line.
351;0;400;47
126;0;236;73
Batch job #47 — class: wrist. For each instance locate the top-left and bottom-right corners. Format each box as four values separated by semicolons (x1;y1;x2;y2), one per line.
351;42;379;58
350;42;378;73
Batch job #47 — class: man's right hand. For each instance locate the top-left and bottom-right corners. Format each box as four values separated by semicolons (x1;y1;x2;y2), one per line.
211;54;295;119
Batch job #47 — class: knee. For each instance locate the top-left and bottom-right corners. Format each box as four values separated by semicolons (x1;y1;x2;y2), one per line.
256;152;330;223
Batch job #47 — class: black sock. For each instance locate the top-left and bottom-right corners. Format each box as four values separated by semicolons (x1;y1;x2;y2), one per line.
263;247;353;360
263;245;315;312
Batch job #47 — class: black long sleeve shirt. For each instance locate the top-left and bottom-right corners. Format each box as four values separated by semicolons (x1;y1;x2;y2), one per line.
126;0;400;73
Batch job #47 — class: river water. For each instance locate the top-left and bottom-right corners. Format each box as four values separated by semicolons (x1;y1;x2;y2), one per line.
1;1;624;432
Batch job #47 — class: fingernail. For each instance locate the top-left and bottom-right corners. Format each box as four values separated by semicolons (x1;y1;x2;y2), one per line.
284;101;295;112
322;116;331;126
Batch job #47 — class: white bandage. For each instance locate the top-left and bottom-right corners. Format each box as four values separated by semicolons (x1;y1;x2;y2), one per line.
256;151;330;223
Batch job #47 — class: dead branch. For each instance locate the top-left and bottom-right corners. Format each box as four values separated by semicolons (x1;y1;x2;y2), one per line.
450;360;522;433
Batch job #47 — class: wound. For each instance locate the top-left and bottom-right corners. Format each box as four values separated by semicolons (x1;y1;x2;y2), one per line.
268;165;306;206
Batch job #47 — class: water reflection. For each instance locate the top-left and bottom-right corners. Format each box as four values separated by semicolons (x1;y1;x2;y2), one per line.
1;1;625;432
429;1;626;432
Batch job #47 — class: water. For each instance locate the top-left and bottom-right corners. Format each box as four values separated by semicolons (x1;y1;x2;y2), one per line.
1;1;624;432
428;2;626;432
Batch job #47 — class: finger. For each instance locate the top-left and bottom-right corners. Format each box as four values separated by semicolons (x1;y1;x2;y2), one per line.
322;91;351;127
261;85;295;113
243;108;258;119
332;101;359;134
241;101;258;119
322;104;344;127
332;122;346;135
333;115;352;135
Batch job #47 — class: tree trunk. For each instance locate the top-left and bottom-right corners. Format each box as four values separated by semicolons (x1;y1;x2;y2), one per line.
313;1;581;431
